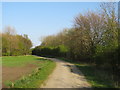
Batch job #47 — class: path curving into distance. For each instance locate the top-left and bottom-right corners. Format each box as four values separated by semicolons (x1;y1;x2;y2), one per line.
40;57;91;88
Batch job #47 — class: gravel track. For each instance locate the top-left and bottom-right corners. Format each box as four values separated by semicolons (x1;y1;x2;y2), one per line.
41;57;91;88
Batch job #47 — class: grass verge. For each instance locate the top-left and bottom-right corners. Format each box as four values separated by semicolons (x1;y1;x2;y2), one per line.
76;64;116;88
3;56;56;88
57;57;118;88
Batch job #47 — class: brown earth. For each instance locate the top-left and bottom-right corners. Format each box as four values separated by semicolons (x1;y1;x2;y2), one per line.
2;62;40;88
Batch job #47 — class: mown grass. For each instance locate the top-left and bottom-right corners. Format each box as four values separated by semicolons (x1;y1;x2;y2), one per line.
3;55;56;88
2;55;46;67
58;57;117;88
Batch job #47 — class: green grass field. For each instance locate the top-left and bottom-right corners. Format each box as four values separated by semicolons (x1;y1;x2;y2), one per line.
2;55;41;67
2;55;56;88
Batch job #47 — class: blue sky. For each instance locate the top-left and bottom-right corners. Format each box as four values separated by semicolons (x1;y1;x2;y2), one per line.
2;2;100;47
0;2;2;31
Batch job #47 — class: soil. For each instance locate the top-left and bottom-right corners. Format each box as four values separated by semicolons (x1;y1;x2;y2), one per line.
2;62;39;88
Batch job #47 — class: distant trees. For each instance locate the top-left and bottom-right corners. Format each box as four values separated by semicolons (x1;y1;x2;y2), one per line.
2;26;32;56
0;33;2;56
32;45;68;57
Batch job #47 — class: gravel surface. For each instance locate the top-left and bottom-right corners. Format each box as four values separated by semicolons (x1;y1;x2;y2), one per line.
41;57;91;88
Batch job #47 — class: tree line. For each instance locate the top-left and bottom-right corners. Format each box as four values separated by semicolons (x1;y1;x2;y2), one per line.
32;2;119;86
1;26;32;56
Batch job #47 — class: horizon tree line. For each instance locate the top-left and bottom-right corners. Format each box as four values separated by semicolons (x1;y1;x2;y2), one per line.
1;26;32;56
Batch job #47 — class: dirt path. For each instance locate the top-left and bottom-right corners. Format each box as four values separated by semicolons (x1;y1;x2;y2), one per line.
41;57;91;88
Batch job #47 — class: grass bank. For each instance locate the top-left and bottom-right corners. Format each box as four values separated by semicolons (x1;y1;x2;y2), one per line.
58;57;118;88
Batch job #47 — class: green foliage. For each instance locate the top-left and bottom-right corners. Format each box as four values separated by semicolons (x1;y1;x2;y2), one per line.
2;29;32;56
32;45;68;57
